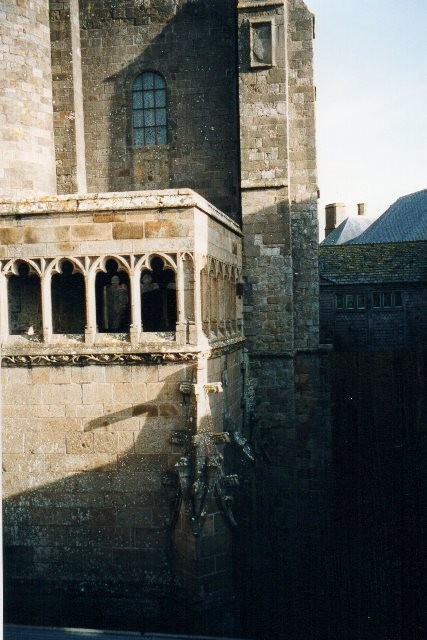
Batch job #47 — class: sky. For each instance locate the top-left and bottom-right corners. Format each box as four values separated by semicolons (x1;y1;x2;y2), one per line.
307;0;427;237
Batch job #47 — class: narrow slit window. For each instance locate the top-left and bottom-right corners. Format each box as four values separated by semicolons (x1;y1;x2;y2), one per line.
383;292;392;308
336;293;344;310
357;295;366;310
132;72;167;147
394;291;403;307
346;294;355;310
372;293;381;308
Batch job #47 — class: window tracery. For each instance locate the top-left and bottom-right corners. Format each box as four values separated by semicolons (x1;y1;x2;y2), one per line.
0;252;241;346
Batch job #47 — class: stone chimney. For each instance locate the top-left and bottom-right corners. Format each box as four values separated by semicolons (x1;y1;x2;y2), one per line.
325;203;346;237
357;202;367;216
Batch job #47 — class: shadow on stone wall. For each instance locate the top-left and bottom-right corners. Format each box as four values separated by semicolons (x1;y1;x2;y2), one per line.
3;365;191;633
88;0;241;217
330;349;426;640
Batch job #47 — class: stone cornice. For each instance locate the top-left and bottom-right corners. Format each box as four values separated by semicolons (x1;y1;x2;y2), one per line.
0;189;242;237
241;179;288;191
238;0;284;10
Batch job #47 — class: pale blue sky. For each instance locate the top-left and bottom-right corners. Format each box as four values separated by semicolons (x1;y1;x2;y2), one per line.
307;0;427;237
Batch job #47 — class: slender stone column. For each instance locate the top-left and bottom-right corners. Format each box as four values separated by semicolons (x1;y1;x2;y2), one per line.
0;273;9;342
41;271;53;342
129;268;142;344
84;271;97;343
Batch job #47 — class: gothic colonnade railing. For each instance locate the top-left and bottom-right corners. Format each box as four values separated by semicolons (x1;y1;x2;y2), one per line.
0;251;242;346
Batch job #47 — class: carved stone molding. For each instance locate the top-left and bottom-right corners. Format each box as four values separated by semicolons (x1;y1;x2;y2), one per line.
1;338;245;367
1;352;200;367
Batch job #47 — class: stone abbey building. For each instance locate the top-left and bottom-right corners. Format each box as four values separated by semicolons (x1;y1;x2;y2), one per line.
1;1;330;638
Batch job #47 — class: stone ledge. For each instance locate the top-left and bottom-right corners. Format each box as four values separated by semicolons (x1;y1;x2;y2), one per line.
0;190;242;237
241;179;288;191
238;0;284;10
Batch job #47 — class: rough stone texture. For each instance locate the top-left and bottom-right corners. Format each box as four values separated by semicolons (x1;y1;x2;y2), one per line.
288;0;319;350
0;0;57;196
1;1;332;638
1;191;245;634
78;0;240;217
237;3;330;638
49;0;87;194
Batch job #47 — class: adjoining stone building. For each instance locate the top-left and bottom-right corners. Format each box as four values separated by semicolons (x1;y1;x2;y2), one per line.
319;191;427;640
1;1;330;638
320;191;427;351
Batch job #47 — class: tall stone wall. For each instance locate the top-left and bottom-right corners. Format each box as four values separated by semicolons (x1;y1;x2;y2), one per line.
77;0;240;217
3;349;244;633
287;0;319;348
237;3;331;638
330;350;426;640
0;0;57;197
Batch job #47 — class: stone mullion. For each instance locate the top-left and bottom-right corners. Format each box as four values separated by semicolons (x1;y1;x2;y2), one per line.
130;267;142;345
193;254;203;343
209;271;218;337
218;268;225;336
231;272;238;334
41;270;53;342
0;271;9;342
84;270;97;344
175;253;186;345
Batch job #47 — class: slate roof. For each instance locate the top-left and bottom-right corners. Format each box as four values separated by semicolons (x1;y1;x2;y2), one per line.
348;188;427;244
321;216;376;246
319;242;427;285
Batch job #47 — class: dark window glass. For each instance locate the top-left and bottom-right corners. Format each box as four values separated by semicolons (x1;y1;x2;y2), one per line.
336;294;344;310
373;293;381;308
132;72;167;147
346;294;355;310
357;295;366;310
383;292;392;308
394;291;403;307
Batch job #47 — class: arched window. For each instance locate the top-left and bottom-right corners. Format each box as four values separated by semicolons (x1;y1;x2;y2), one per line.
141;257;176;332
51;260;85;334
95;259;130;333
132;71;167;147
8;261;42;336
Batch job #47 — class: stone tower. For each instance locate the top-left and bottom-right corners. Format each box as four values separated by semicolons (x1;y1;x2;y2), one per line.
0;0;57;196
1;2;330;638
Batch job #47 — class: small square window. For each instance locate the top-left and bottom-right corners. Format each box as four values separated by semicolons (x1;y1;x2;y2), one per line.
346;294;355;310
336;294;344;310
373;293;381;308
394;292;402;307
357;295;366;310
383;292;392;308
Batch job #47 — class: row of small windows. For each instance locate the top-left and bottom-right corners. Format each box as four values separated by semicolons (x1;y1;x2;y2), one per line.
132;72;167;147
9;257;176;336
336;292;403;311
